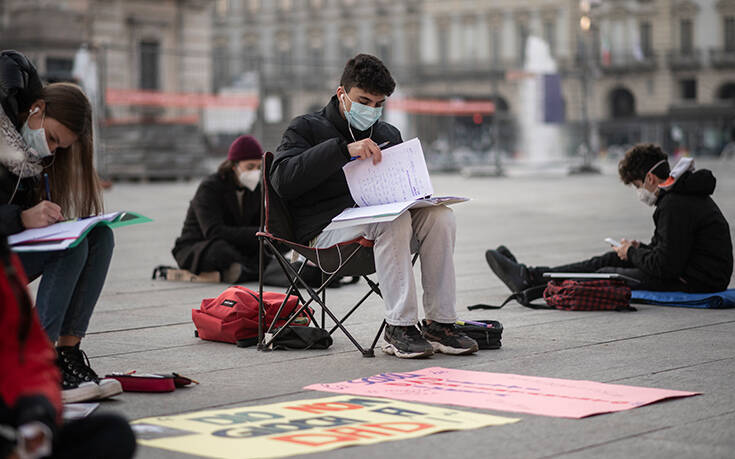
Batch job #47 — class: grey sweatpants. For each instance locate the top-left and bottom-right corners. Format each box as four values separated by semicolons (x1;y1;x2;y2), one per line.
315;206;457;326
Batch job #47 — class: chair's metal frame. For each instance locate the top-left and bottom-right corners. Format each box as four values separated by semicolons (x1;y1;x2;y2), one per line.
256;152;412;357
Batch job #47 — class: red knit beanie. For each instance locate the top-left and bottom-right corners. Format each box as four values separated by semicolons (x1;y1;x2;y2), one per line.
227;135;263;162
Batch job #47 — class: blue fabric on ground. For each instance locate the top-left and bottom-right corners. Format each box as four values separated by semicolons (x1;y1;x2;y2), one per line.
631;289;735;309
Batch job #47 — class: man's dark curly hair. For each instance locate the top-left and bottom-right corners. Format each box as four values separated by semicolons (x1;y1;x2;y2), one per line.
340;54;395;97
618;143;670;185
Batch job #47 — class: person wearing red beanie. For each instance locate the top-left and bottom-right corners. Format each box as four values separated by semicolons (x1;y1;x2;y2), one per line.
172;135;265;283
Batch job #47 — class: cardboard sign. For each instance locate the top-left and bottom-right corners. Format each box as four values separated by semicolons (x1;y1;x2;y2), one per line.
305;367;699;419
132;395;517;458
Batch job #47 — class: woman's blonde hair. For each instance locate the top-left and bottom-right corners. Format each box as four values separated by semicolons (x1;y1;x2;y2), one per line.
41;82;103;217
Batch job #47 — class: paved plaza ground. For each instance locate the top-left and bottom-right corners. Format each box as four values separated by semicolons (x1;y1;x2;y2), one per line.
44;158;735;458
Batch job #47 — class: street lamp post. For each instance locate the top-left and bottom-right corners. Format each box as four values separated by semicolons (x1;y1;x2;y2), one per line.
571;0;600;174
490;68;504;176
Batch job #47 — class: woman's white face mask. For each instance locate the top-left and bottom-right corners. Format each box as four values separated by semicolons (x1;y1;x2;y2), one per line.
21;107;53;159
238;170;260;191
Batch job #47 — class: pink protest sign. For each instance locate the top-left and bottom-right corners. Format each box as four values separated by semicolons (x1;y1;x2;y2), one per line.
304;367;699;419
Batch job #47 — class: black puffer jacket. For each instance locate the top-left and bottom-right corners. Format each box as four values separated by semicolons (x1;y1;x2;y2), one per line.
272;95;402;244
628;169;733;292
0;50;43;130
0;50;43;237
0;164;38;237
172;172;261;273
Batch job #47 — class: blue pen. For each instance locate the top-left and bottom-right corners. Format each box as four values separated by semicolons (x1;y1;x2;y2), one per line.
350;141;391;161
43;173;51;201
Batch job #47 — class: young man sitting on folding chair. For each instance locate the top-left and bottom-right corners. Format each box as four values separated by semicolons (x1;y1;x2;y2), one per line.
486;143;733;296
270;54;478;358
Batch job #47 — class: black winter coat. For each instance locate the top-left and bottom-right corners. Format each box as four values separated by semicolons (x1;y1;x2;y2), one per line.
628;169;733;292
0;50;43;237
272;95;403;244
0;164;38;237
172;172;261;273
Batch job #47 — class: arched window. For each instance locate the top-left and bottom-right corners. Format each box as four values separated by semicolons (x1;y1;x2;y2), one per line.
609;87;636;118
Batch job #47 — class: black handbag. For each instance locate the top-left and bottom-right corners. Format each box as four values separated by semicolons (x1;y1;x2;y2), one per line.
269;326;333;350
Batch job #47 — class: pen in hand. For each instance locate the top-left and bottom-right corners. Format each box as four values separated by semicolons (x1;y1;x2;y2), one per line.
350;141;391;161
43;173;51;201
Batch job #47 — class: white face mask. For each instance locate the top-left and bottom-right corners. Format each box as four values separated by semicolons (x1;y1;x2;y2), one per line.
21;108;53;159
637;187;658;206
636;159;666;207
238;169;260;191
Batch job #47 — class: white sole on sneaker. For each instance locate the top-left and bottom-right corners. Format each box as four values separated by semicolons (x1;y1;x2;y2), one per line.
62;381;103;404
381;343;434;359
97;378;123;399
429;341;479;355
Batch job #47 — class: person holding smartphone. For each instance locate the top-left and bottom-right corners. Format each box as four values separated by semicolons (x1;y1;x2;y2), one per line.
486;143;733;294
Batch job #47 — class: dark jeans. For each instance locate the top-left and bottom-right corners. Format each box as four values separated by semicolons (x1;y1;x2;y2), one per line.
198;239;259;280
53;413;136;459
530;250;687;291
18;226;114;342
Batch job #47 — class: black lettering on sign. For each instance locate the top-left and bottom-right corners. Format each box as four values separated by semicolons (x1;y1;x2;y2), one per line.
211;415;362;438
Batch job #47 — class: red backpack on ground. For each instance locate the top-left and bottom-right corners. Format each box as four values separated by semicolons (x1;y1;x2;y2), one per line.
192;286;309;347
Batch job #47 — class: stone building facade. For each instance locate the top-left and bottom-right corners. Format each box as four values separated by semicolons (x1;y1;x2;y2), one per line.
213;0;735;157
0;0;214;178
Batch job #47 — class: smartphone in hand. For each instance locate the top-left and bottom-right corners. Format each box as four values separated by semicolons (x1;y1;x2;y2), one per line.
605;237;622;248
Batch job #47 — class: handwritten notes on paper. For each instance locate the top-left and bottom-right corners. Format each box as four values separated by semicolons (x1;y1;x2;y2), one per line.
342;138;433;207
323;138;467;231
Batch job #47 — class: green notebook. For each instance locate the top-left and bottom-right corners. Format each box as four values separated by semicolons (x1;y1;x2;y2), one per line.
69;212;152;248
9;211;152;252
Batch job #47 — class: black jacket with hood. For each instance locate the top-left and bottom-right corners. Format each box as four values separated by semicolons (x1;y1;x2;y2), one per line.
0;50;44;237
627;169;733;292
272;95;402;244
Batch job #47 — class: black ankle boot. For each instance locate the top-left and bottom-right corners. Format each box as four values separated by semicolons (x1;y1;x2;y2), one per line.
485;249;533;293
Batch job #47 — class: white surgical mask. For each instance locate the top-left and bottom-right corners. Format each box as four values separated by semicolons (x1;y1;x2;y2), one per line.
238;169;260;191
341;91;382;131
637;187;658;206
636;159;667;207
20;108;53;159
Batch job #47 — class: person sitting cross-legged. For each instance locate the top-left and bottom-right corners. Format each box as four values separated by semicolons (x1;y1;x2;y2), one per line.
486;143;733;295
172;135;266;284
271;54;478;358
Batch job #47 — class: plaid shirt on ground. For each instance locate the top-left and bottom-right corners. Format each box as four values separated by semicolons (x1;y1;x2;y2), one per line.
543;279;632;311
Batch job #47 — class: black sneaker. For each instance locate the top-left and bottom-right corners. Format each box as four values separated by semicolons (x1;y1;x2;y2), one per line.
57;344;122;400
496;245;517;263
485;249;532;293
59;370;101;404
382;324;434;359
421;321;479;355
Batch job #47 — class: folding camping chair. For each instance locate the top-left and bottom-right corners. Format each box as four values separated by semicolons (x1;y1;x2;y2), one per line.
256;151;416;357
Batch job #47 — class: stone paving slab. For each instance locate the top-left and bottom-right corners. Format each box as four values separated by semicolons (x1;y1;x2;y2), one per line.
42;159;735;458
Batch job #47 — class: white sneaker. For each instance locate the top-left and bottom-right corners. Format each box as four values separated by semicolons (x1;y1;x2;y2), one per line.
97;378;123;399
62;381;103;404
